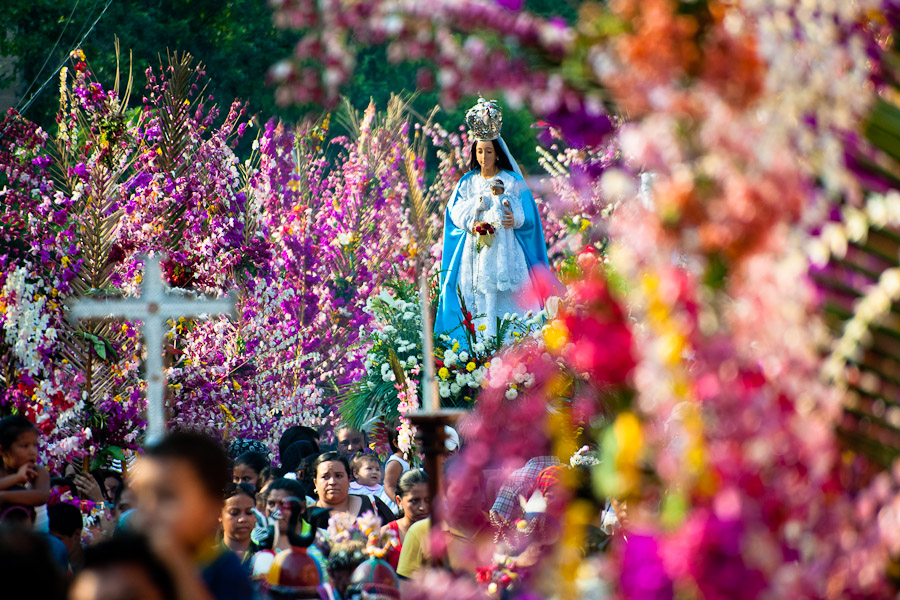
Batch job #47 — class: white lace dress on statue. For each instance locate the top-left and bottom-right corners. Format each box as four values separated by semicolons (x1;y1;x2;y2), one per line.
449;170;538;339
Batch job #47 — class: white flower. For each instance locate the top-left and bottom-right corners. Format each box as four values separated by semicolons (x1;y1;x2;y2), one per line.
545;296;561;319
439;385;451;398
367;381;376;390
444;351;457;366
450;383;461;394
473;343;485;353
505;388;518;400
403;312;414;320
459;351;469;362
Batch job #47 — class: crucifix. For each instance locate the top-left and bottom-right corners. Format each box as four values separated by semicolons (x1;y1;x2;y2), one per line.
69;255;236;445
408;267;463;544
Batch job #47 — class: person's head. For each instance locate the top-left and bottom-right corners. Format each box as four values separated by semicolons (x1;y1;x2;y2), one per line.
48;502;84;556
279;426;320;462
350;454;381;487
468;139;513;173
51;475;75;492
69;533;177;600
256;466;281;513
313;452;351;506
113;482;136;515
221;483;256;545
335;427;367;459
0;414;39;470
326;541;367;599
442;456;485;523
281;440;317;474
395;469;430;524
298;453;320;494
94;470;123;502
132;431;230;553
233;450;269;492
265;478;308;533
0;525;66;599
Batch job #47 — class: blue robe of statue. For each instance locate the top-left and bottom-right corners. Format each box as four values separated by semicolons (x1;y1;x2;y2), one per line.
435;169;558;340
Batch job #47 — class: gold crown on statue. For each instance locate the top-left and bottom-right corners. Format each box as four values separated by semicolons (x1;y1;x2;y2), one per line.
466;97;503;141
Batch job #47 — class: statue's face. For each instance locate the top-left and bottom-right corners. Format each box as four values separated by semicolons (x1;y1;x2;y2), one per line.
475;141;496;171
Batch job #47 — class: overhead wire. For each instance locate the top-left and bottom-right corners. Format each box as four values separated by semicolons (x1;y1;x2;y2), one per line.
13;0;114;117
16;0;82;104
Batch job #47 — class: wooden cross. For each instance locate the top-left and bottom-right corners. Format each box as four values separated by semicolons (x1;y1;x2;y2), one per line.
69;255;236;444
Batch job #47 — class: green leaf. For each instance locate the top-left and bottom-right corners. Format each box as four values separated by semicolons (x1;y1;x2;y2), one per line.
105;446;125;461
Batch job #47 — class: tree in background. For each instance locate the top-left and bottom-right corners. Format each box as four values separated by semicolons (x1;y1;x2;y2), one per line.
1;0;582;171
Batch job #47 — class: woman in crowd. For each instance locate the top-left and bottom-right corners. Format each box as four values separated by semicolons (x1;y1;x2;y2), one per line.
308;452;395;530
231;451;269;493
220;483;257;563
381;469;430;570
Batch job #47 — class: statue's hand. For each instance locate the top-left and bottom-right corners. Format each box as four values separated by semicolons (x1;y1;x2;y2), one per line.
501;208;515;229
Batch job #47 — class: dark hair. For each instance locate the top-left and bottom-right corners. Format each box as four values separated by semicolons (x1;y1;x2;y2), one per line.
234;450;269;475
266;477;307;500
0;415;37;451
442;455;485;490
50;476;75;490
349;454;380;476
0;526;66;599
113;480;137;507
467;139;514;173
80;533;177;600
144;431;230;501
387;419;401;454
224;482;256;501
93;469;122;502
298;453;320;492
313;452;350;479
279;426;320;460
396;469;428;498
280;440;317;473
261;465;285;480
327;541;367;573
47;503;83;537
335;426;368;444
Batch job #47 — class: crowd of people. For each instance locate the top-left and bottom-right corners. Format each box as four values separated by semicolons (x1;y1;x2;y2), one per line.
0;413;613;599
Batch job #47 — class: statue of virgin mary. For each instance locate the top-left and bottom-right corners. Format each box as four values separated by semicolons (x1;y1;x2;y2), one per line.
435;98;559;342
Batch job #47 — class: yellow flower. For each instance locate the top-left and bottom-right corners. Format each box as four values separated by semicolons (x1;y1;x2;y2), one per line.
477;324;487;331
466;362;476;372
438;367;449;380
543;319;569;350
485;361;491;368
70;48;85;61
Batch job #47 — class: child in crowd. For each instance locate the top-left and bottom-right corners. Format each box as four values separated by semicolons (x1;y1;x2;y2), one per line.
232;451;269;492
132;431;254;600
0;415;50;513
383;421;409;506
349;454;398;515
